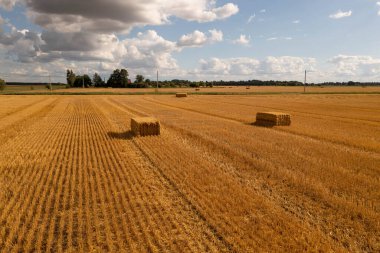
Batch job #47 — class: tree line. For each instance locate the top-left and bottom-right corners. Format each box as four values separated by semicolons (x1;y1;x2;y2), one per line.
66;68;380;88
66;69;151;88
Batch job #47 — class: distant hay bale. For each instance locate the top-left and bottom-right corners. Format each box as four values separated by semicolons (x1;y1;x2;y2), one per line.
256;112;291;126
131;117;160;136
176;93;187;97
246;87;250;89
195;88;200;91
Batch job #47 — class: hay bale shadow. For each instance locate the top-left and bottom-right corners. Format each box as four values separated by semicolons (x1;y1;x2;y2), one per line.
251;121;275;128
107;130;135;140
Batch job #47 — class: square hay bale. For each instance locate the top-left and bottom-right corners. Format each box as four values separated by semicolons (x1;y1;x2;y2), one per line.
256;112;291;126
131;117;160;136
176;93;188;97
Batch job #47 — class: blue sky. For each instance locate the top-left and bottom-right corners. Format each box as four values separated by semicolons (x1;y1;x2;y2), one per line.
0;0;380;83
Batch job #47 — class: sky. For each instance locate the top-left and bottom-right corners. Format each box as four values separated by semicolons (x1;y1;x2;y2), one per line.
0;0;380;83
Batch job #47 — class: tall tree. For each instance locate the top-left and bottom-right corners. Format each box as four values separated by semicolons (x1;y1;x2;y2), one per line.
93;73;105;87
74;74;92;88
0;78;6;92
66;69;76;87
135;74;144;84
107;68;129;88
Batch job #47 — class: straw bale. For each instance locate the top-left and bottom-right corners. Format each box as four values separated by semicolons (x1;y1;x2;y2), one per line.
176;93;188;97
256;112;291;126
131;117;160;136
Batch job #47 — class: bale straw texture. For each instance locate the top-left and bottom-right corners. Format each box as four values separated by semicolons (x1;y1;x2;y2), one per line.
256;112;291;126
131;117;160;136
176;93;188;97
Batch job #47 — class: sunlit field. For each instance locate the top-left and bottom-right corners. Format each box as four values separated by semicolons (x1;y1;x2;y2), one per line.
3;85;380;94
0;94;379;252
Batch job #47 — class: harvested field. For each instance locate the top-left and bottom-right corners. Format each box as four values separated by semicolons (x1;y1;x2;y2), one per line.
0;94;379;252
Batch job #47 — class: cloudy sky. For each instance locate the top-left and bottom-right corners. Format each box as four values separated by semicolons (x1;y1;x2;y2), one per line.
0;0;379;83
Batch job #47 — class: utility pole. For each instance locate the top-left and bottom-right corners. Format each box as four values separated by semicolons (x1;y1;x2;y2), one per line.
156;69;158;93
49;74;52;93
304;70;307;93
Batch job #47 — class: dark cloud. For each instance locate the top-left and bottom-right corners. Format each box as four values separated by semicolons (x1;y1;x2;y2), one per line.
41;31;102;52
24;0;238;33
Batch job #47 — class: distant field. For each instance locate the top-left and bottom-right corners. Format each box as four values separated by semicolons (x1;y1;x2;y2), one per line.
0;94;379;252
1;84;65;93
53;85;380;94
3;85;380;94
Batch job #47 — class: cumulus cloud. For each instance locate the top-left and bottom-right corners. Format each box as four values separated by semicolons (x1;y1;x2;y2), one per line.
209;29;223;42
260;56;316;74
121;30;179;73
196;56;315;80
233;34;250;46
24;0;238;33
329;10;352;19
292;20;300;24
328;55;380;77
177;29;223;47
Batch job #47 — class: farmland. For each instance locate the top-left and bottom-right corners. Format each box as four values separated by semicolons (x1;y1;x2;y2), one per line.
0;94;379;252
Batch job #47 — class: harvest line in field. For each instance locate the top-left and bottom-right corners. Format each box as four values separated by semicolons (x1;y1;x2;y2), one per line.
0;95;379;252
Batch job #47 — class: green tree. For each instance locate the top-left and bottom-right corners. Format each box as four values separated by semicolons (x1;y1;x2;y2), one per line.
93;73;105;87
66;69;76;87
107;68;129;88
74;74;92;88
135;74;144;84
0;79;6;92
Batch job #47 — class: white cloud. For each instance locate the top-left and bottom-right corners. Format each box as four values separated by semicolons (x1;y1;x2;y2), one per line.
196;56;316;80
292;20;300;24
377;1;380;6
122;30;178;71
233;34;250;46
247;14;255;24
260;56;316;74
209;29;223;42
378;10;380;16
267;37;293;41
260;9;266;13
177;29;223;47
212;3;239;20
328;55;380;77
329;10;352;19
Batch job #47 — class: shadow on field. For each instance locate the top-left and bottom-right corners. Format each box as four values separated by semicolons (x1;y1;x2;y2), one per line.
107;130;135;140
249;121;275;128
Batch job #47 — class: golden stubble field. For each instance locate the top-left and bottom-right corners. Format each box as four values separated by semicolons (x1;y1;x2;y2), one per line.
0;94;379;252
